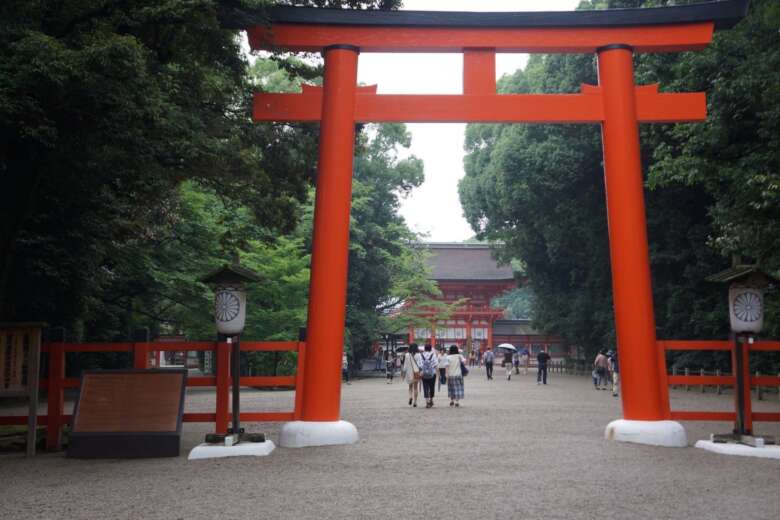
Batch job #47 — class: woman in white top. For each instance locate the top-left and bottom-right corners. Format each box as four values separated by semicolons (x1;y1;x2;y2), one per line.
437;347;449;392
446;344;467;407
401;343;423;407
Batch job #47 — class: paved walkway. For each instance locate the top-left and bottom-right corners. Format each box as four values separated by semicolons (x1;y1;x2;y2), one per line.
2;369;779;520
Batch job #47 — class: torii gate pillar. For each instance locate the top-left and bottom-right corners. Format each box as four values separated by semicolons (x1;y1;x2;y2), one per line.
279;45;360;448
598;46;685;447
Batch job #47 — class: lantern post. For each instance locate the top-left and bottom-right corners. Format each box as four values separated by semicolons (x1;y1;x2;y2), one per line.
707;263;778;447
188;263;274;460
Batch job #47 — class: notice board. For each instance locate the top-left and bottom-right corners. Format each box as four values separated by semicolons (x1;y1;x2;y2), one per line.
0;323;44;456
68;369;187;458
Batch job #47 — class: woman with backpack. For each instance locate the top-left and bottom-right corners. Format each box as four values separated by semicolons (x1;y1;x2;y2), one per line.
420;343;439;408
446;344;467;407
401;343;423;407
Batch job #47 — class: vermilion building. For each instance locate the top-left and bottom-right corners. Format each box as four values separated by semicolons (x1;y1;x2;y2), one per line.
401;244;503;351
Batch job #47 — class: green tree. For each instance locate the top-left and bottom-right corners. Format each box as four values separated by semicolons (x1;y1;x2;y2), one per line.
341;123;425;364
0;0;400;328
0;0;314;325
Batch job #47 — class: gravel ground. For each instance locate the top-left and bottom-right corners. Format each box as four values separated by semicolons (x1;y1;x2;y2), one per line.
2;369;779;520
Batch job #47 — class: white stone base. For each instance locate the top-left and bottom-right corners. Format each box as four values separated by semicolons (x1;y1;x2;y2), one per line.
605;419;687;447
695;440;780;459
279;420;359;448
187;440;275;460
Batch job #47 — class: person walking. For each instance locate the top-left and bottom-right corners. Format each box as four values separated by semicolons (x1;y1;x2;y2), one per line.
536;349;551;385
385;350;396;384
593;350;610;390
521;348;530;375
401;343;423;407
437;347;449;392
420;344;439;408
342;353;351;385
608;349;619;396
503;349;514;381
446;345;467;407
483;348;495;380
513;351;520;375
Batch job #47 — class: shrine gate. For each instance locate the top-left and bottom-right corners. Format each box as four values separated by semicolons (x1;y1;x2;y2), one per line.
239;1;750;447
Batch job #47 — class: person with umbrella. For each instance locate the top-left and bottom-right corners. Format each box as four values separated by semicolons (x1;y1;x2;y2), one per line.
497;344;516;381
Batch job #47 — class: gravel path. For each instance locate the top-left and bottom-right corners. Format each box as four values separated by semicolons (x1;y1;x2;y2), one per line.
2;369;779;520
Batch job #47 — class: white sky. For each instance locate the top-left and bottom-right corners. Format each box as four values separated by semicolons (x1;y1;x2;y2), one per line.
358;0;581;241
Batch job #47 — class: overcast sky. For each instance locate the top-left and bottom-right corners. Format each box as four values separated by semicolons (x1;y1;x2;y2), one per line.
357;0;581;241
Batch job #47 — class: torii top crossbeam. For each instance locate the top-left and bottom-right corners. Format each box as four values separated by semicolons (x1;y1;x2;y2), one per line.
235;0;748;53
244;1;749;125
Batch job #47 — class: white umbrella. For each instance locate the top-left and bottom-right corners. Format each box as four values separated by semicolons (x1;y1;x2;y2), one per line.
496;343;517;352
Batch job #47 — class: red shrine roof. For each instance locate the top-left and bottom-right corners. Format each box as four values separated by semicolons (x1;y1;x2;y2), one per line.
424;243;515;282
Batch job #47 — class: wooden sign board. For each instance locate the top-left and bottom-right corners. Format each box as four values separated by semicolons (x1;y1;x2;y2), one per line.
0;323;43;456
68;369;187;458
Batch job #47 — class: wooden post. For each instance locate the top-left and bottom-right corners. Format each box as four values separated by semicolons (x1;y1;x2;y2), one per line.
46;341;65;451
26;329;41;456
132;327;150;369
716;368;722;395
215;341;230;433
700;368;705;393
293;342;307;420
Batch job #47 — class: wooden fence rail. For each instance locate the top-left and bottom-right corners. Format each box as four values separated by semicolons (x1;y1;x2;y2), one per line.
0;341;306;450
659;339;780;429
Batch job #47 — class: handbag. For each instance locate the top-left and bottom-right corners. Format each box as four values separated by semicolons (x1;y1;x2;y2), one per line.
460;358;469;377
411;356;422;381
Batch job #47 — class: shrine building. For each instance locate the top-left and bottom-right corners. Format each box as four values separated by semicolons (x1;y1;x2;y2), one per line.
402;242;565;358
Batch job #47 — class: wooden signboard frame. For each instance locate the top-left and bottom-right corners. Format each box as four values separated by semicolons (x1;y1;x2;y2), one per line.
0;323;44;456
68;369;187;458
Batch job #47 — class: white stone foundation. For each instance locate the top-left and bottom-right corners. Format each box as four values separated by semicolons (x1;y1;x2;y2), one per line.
279;420;359;448
695;440;780;459
605;419;687;447
188;440;275;460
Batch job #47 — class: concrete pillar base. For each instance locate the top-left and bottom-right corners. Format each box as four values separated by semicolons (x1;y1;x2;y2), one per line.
605;419;687;447
279;420;358;448
188;440;275;460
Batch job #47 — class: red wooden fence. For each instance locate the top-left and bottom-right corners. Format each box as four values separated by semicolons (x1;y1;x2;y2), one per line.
659;339;780;430
0;341;306;450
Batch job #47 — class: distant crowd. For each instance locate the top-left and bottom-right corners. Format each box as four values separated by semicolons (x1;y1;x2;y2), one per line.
365;342;620;408
380;343;556;409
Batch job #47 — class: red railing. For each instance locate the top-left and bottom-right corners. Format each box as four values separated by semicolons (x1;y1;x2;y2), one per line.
0;340;306;450
659;339;780;430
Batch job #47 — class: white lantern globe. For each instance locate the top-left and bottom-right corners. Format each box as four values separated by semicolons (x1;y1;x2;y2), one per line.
200;263;262;336
728;286;764;334
707;265;778;336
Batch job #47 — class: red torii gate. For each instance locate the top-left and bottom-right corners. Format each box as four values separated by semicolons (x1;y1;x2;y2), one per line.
241;1;749;448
